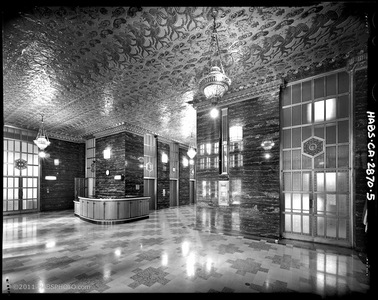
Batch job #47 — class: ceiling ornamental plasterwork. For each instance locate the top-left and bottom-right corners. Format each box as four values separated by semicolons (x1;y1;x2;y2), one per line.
2;4;371;145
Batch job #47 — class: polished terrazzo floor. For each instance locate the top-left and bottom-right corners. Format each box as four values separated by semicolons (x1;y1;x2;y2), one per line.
2;205;370;295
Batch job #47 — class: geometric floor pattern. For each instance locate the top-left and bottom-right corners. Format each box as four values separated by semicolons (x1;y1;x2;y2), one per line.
2;205;370;295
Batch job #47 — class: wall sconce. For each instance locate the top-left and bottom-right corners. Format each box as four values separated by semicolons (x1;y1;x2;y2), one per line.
162;152;168;163
189;159;194;165
54;159;59;166
183;157;189;167
264;153;271;159
45;176;57;180
210;107;219;118
103;148;111;159
261;140;275;150
114;174;125;180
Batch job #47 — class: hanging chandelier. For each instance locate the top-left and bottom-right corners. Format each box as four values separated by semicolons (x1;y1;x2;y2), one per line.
33;114;50;150
198;9;231;101
187;133;197;159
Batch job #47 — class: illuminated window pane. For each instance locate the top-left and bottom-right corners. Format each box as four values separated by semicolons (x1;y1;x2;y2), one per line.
326;172;336;192
317;194;325;213
314;101;324;122
199;144;204;155
316;173;324;191
325;98;336;121
293;193;301;210
214;143;219;154
206;143;211;154
285;193;291;210
326;194;337;214
317;217;325;236
303;194;310;212
303;173;310;191
229;126;243;142
293;215;301;232
285;214;292;230
303;215;310;234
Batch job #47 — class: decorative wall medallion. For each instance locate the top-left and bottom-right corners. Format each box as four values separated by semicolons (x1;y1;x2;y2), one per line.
106;169;110;176
302;137;324;157
146;162;153;172
15;158;27;170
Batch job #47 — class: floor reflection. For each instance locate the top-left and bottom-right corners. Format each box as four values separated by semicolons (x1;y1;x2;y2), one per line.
2;206;370;294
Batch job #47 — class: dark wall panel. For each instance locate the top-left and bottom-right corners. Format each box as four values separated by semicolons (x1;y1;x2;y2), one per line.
157;140;170;209
40;138;85;211
125;132;144;196
179;147;190;206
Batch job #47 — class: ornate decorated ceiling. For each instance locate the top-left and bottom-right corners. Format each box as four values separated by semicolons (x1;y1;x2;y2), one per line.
2;4;370;145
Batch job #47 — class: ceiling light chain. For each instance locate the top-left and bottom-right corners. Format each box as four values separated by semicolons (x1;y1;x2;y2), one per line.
198;9;231;101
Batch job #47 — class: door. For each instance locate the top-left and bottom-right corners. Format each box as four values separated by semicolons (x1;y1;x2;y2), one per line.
3;138;39;214
189;180;195;204
281;71;351;247
144;179;155;210
170;180;178;207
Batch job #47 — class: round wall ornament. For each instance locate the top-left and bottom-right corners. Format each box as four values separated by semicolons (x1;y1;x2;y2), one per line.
15;158;28;170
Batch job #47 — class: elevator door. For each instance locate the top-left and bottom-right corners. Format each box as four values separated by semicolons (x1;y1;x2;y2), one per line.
281;71;351;247
170;180;178;207
144;179;155;210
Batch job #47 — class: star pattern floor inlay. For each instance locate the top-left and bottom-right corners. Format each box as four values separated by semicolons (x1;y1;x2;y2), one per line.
2;205;371;295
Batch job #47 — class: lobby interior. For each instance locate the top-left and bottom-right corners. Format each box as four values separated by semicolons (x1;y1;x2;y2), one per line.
2;4;377;296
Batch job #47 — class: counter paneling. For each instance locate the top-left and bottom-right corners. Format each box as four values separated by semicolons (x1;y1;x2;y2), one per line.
75;196;150;224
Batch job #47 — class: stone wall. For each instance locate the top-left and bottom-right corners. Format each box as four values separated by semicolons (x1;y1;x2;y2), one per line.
40;138;85;211
179;147;190;206
195;89;281;239
125;132;144;197
353;68;368;252
157;140;170;209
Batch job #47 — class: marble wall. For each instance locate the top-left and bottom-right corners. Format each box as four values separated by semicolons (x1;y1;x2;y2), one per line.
41;138;85;211
196;90;281;239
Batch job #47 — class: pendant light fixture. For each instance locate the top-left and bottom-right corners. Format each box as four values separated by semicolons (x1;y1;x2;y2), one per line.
198;9;231;102
33;114;51;150
187;133;197;159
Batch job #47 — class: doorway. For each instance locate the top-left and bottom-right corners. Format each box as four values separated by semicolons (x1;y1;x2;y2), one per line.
144;179;156;210
281;70;351;247
189;180;195;204
3;138;39;214
170;180;178;207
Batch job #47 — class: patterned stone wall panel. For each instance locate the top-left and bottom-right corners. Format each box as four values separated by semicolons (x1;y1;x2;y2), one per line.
179;147;190;206
353;68;368;252
157;140;170;209
95;132;126;197
40;138;85;211
125;132;144;196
